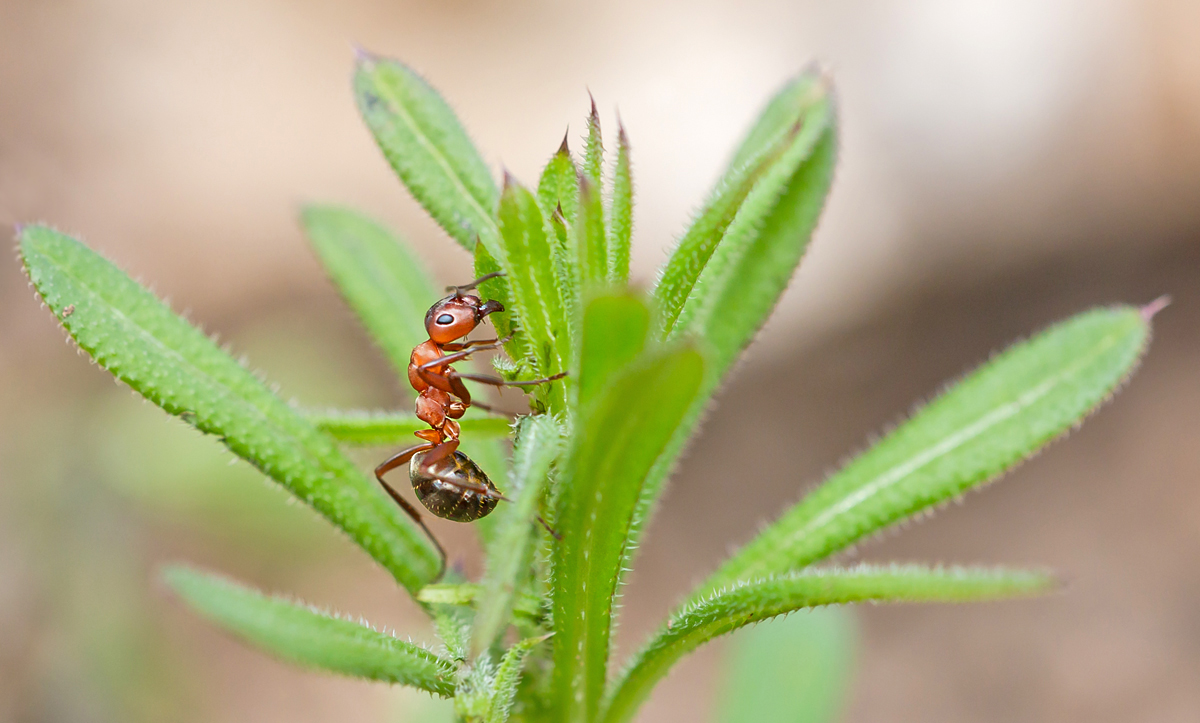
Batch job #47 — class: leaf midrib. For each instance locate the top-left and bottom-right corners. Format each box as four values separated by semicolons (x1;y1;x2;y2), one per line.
368;65;502;253
732;323;1127;582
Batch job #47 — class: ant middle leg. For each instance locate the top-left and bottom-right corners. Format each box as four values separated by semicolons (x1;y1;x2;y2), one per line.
465;399;519;418
448;370;568;388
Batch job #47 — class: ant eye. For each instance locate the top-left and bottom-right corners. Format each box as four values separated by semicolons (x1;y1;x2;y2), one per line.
436;314;455;325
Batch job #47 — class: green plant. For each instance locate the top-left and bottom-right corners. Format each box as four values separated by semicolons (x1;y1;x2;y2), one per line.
18;52;1161;723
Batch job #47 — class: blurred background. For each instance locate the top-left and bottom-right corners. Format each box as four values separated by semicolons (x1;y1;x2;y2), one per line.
2;0;1198;721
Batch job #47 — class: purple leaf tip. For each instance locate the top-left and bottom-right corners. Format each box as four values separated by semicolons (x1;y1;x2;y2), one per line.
557;128;571;155
587;90;599;123
1141;295;1171;321
351;43;378;64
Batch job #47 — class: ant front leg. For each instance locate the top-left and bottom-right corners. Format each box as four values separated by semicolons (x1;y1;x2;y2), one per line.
374;443;447;581
417;338;512;372
445;271;504;294
441;335;515;353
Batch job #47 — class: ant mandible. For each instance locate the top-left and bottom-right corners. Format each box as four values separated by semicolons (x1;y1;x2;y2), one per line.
374;271;566;580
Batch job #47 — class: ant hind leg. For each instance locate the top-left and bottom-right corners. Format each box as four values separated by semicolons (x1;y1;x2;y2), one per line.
374;442;447;581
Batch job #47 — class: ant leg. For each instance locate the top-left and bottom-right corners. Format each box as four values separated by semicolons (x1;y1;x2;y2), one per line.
446;271;504;294
419;439;460;469
440;336;514;352
417;339;511;373
468;399;519;418
448;370;568;387
375;443;447;581
427;473;513;503
536;516;562;541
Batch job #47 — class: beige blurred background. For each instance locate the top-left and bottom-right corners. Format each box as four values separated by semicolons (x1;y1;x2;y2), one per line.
2;0;1198;721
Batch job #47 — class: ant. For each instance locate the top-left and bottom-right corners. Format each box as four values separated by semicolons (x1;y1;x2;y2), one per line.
374;271;566;580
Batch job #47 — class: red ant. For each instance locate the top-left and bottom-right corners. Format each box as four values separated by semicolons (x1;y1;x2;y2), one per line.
374;272;566;580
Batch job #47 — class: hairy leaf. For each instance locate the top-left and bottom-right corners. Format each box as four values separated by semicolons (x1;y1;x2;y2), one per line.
538;135;581;230
474;242;525;364
354;53;499;253
717;607;855;723
165;566;456;695
576;175;608;289
623;85;838;594
602;565;1051;723
488;634;553;723
20;226;440;590
496;176;570;410
537;139;582;362
301;205;438;379
551;342;705;723
584;97;604;186
726;66;830;174
651;71;826;336
703;306;1153;593
474;415;563;656
670;93;835;368
308;410;510;446
608;123;633;285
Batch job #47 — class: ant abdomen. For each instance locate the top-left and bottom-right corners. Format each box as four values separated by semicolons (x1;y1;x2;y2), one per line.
410;450;501;522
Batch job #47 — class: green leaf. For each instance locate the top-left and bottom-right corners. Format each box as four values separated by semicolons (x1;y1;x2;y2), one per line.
537;139;583;362
164;566;456;695
670;92;835;370
703;306;1153;593
474;241;525;366
607;122;633;285
308;410;510;446
651;112;808;336
537;135;581;230
717;607;855;723
601;565;1051;723
19;226;440;591
488;634;553;723
431;601;473;663
576;175;608;289
577;294;649;411
726;66;830;175
354;53;499;253
474;415;563;657
301;205;438;380
622;80;838;595
584;97;604;186
551;341;706;723
496;175;570;410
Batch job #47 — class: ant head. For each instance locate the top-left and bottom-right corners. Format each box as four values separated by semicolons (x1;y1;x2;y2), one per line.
425;293;504;343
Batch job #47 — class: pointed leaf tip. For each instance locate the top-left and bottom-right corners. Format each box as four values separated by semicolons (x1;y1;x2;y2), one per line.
558;128;571;155
502;168;518;189
1142;295;1171;320
351;43;377;64
588;90;599;121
